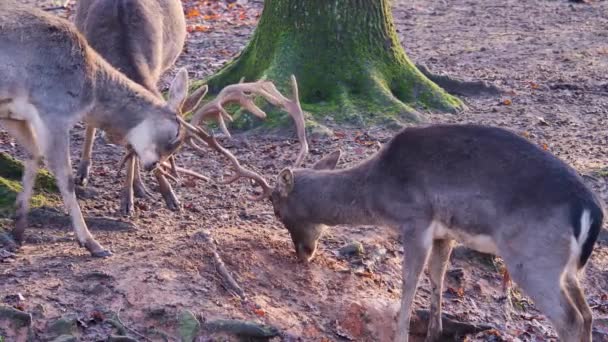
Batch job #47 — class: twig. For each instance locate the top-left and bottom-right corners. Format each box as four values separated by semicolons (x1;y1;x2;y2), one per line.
115;307;153;342
198;231;247;300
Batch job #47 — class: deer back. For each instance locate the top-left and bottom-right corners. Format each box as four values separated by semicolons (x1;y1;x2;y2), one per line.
0;1;98;122
74;0;187;93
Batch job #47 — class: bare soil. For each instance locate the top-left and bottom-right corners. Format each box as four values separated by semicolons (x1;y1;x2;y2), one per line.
1;0;607;341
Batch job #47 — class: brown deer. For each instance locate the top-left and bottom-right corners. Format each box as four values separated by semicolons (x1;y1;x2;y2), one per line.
196;122;603;342
73;0;208;215
0;1;206;257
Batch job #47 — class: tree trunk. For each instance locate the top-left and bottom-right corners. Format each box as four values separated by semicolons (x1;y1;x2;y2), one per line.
207;0;461;126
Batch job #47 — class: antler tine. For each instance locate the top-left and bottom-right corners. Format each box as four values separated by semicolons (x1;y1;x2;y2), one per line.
256;76;309;167
184;131;272;201
286;75;309;167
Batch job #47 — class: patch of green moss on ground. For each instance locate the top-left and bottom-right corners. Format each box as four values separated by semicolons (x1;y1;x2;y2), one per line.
0;153;58;218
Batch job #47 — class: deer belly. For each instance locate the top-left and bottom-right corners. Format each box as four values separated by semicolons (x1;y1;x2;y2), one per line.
431;220;499;255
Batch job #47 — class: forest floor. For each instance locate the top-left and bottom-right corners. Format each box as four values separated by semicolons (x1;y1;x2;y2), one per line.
1;0;608;341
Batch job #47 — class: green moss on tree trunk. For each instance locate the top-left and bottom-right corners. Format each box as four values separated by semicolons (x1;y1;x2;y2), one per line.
206;0;462;127
0;153;58;217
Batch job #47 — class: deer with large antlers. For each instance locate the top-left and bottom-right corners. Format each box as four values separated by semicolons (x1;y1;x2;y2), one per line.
196;121;603;341
0;1;200;257
73;0;208;215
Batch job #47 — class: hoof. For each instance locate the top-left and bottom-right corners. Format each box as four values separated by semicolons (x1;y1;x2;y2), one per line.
84;240;112;258
91;249;113;258
120;201;134;217
75;161;91;186
163;193;182;212
133;180;152;199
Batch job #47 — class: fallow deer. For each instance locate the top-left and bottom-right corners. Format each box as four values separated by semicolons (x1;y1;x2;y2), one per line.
200;122;603;342
0;1;202;257
73;0;208;215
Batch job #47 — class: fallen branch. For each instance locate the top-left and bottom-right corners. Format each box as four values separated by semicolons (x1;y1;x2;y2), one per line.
416;64;503;98
197;231;247;300
204;319;280;338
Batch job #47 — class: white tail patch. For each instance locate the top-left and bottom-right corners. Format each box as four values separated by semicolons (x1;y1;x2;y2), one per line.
578;209;591;251
569;209;592;267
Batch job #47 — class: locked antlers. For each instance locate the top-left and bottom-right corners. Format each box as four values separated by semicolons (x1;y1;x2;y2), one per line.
178;75;308;200
190;75;308;168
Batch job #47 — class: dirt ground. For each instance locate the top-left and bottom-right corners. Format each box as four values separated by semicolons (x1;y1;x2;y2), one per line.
1;0;608;341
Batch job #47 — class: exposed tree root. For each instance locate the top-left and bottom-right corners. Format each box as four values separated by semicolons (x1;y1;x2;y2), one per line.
416;64;503;98
204;319;281;339
196;231;247;300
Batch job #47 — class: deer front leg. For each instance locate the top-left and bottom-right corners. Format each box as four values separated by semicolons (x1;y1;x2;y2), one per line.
132;158;152;199
119;155;136;216
395;220;433;342
0;119;41;246
45;130;111;257
154;169;181;211
75;126;96;186
425;238;453;342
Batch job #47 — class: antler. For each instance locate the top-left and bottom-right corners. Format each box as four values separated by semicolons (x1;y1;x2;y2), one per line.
177;116;272;200
175;76;308;200
190;80;281;137
190;75;309;167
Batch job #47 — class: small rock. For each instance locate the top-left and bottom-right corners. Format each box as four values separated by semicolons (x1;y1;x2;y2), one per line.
0;305;32;328
178;310;200;342
47;315;78;337
338;241;365;257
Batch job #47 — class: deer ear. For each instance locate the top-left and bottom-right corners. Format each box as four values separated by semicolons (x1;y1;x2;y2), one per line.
167;68;189;112
277;168;295;197
180;84;208;115
312;150;341;170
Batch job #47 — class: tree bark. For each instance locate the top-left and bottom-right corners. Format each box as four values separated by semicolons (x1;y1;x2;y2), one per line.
207;0;461;126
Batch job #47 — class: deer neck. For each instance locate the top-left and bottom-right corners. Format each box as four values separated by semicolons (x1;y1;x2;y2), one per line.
296;165;377;227
88;57;165;142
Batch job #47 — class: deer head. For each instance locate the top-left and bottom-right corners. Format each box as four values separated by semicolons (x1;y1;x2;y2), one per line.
270;150;342;261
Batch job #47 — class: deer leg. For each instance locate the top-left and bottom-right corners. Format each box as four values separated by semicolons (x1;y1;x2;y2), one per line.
44;130;111;257
119;156;136;216
132;159;151;198
154;169;181;211
425;238;453;342
0;119;41;245
75;126;95;186
501;248;582;342
563;272;592;342
395;221;433;342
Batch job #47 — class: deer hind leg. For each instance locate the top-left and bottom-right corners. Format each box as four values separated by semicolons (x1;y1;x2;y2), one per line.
425;238;454;342
564;272;592;342
395;219;433;342
43;129;111;257
75;126;96;186
119;155;136;216
154;169;181;211
501;247;582;342
0;119;41;244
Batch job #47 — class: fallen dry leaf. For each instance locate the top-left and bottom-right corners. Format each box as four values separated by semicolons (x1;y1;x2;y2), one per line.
185;7;201;18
